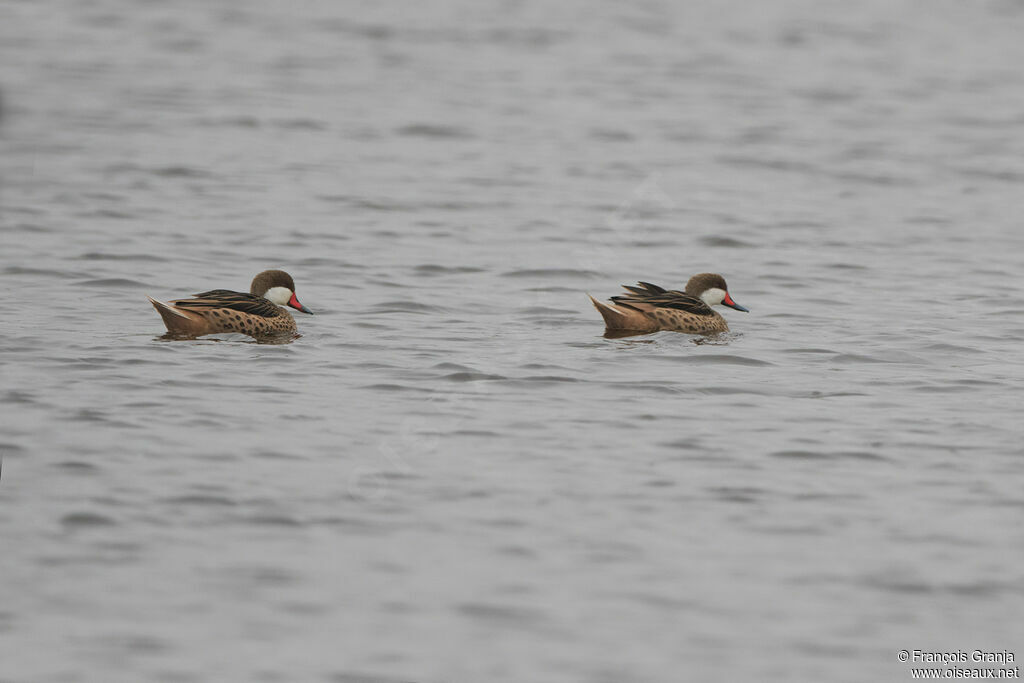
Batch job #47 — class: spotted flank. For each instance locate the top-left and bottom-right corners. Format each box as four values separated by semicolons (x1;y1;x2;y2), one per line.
148;269;313;339
590;273;748;336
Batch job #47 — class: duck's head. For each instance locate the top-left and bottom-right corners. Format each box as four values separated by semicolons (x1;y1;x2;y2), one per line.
684;273;748;312
250;269;313;314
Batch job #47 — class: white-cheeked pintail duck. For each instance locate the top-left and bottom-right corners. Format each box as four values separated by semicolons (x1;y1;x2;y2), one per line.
148;269;313;338
589;273;748;335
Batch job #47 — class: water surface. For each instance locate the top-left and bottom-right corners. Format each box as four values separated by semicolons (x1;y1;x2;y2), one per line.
3;1;1024;681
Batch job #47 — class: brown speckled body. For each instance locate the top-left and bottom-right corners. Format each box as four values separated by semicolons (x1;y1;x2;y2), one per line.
152;299;298;337
148;269;311;339
589;274;746;336
590;296;729;334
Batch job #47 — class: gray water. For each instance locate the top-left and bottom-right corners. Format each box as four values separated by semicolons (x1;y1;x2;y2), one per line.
3;1;1024;681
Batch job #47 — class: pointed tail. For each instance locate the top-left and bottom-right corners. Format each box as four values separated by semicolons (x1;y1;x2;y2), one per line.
588;294;656;332
589;294;628;329
148;296;204;336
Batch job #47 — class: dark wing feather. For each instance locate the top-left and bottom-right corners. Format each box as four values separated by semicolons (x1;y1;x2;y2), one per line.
621;281;668;296
635;281;667;294
174;289;284;317
611;282;715;316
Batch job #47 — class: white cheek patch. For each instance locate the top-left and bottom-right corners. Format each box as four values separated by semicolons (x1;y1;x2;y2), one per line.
263;286;292;306
700;287;726;306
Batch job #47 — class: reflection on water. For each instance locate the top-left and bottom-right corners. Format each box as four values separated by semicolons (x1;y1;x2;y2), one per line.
155;332;301;345
603;328;659;340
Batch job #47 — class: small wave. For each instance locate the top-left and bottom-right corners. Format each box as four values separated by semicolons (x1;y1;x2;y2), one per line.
3;266;83;278
456;602;545;625
500;268;602;279
661;437;703;450
318;18;394;40
780;348;836;354
717;155;818;173
922;343;983;354
0;392;36;405
518;306;577;315
329;672;414;683
708;486;765;503
691;386;775;396
367;301;448;314
451;429;500;437
512;374;580;383
442;371;507;382
273;118;328;130
76;252;166;262
698;235;753;248
588;128;635;141
666;354;772;366
243;514;302;527
825;262;868;270
770;450;887;461
150;165;214;178
53;461;99;473
396;123;474;139
75;209;137;219
956;167;1024;183
910;381;998;393
605;381;681;395
862;574;936;595
359;384;436;393
414;264;486;275
831;352;926;365
75;278;150;288
163;495;237;507
346;198;408;212
294;257;361;267
524;285;579;292
195;115;261;128
6;222;55;233
831;171;914;187
61;512;116;528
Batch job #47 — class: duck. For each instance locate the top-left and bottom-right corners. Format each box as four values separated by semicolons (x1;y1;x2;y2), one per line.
148;269;313;338
589;273;748;335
